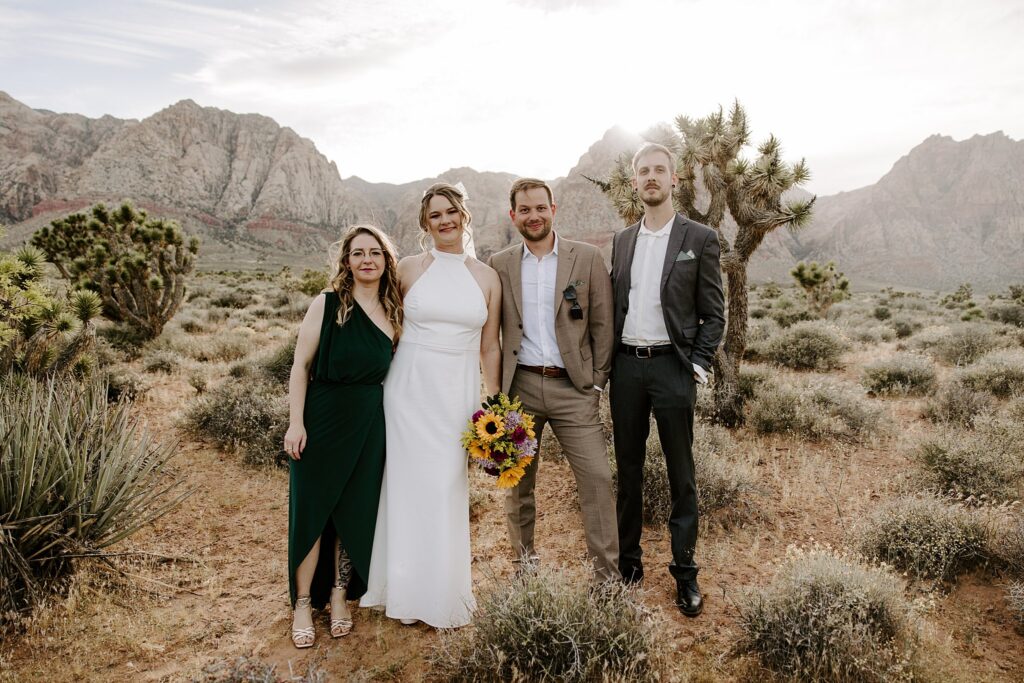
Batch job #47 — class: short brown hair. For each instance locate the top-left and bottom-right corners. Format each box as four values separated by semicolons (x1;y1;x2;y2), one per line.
509;178;554;211
631;142;676;173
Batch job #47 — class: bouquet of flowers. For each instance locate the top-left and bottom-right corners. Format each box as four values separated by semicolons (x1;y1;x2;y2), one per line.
460;393;538;488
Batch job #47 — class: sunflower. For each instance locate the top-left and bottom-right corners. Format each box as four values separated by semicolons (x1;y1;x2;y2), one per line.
467;442;491;461
497;465;526;489
475;413;505;443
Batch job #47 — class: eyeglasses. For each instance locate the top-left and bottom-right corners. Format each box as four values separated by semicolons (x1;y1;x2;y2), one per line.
563;285;583;320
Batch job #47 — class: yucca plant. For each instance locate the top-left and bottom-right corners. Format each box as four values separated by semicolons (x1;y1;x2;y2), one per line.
0;376;190;622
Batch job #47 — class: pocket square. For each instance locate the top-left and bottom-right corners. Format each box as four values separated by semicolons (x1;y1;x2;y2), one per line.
675;249;696;262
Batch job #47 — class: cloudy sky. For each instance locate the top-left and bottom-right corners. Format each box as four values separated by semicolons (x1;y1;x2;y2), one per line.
2;0;1021;195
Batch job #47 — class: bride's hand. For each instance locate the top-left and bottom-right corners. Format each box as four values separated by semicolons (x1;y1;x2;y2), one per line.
284;424;307;460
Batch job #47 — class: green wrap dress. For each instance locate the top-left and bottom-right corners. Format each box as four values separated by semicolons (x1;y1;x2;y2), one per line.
288;291;392;608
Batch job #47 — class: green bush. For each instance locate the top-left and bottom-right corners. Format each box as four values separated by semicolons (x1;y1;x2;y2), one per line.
861;353;937;395
924;381;996;427
956;349;1024;398
891;317;918;339
736;545;921;683
429;567;665;682
988;302;1024;327
856;495;989;582
764;321;846;371
184;378;287;467
260;336;296;385
143;350;180;374
748;378;882;443
873;305;892;321
0;376;187;622
914;416;1024;502
737;365;771;400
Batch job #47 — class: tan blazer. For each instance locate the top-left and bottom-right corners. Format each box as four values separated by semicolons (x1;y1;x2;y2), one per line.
489;236;614;395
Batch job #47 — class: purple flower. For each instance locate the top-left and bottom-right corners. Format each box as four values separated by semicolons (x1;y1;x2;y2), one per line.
472;409;486;423
510;426;527;444
491;451;507;464
504;411;522;430
522;438;538;456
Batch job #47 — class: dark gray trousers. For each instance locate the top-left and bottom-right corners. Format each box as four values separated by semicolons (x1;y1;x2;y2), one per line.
610;349;698;582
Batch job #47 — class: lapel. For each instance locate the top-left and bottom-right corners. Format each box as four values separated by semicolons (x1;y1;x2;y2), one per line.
660;213;689;293
618;223;640;295
508;244;524;320
554;238;577;316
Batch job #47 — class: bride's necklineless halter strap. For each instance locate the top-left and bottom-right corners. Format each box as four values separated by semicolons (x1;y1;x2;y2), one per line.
431;248;468;262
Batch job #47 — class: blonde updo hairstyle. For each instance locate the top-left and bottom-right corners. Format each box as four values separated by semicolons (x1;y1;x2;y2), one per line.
418;182;473;251
328;224;403;341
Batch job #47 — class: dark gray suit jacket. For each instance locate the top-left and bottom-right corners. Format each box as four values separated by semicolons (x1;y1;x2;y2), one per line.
610;213;726;373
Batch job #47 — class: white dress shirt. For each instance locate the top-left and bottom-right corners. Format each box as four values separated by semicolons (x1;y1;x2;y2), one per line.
622;215;708;383
518;235;562;368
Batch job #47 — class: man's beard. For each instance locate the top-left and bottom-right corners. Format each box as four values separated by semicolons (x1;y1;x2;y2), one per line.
518;221;552;242
640;186;671;207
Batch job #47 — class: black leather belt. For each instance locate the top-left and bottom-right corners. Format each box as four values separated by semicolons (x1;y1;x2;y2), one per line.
517;364;569;378
619;343;674;359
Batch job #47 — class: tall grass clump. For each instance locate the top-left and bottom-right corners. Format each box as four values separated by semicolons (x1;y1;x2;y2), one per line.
914;416;1024;502
184;378;287;467
955;349;1024;398
748;377;883;443
856;495;989;582
991;515;1024;579
923;323;999;366
736;545;921;683
0;376;187;623
861;353;937;395
429;567;665;682
260;335;296;385
764;321;847;370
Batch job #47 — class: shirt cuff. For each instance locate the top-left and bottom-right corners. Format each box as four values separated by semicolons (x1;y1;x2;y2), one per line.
594;385;603;393
692;363;709;384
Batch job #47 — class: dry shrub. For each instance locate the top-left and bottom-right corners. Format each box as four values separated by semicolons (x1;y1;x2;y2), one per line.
764;321;847;371
177;315;207;334
429;567;666;682
103;368;146;403
955;348;1024;398
209;291;249;309
742;318;780;361
187;335;251;363
143;349;180;374
736;545;922;683
991;515;1024;579
850;325;896;344
615;420;757;525
914;415;1024;502
856;495;989;582
988;302;1024;327
923;381;996;427
921;323;999;366
890;317;919;339
748;377;882;443
196;655;324;682
1008;582;1024;629
184;379;287;467
737;364;771;400
861;353;937;396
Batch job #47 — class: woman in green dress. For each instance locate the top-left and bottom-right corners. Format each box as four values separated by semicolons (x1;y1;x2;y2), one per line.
283;224;402;648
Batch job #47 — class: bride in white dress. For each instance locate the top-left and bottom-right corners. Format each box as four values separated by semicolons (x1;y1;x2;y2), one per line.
361;182;501;628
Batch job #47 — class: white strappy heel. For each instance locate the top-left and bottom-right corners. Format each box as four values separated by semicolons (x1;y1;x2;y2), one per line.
292;595;315;648
330;586;353;637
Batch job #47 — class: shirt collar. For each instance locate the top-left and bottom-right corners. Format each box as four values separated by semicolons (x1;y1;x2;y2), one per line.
639;214;675;237
522;233;559;261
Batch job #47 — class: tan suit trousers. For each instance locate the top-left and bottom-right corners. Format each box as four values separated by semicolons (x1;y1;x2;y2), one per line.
505;367;620;581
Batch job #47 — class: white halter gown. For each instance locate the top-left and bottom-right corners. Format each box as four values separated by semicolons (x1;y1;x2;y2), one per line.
360;249;487;628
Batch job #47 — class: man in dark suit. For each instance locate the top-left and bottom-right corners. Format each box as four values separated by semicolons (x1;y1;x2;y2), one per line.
610;142;725;616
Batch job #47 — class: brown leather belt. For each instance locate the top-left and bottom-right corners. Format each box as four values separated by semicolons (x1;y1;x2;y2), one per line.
619;343;674;359
517;364;569;378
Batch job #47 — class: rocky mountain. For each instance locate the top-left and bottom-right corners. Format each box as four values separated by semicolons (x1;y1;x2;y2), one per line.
795;132;1024;290
1;92;1021;289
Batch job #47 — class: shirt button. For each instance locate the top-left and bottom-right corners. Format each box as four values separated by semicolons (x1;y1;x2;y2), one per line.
513;350;518;356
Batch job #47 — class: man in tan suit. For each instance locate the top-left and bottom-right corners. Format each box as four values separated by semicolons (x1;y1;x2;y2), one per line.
488;178;619;581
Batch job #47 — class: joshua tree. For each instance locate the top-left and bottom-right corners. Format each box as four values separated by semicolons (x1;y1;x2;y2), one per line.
791;260;849;317
32;202;198;340
0;238;102;376
590;102;814;425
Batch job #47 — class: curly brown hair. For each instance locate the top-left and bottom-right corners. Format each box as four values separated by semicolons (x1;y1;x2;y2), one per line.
328;224;403;341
